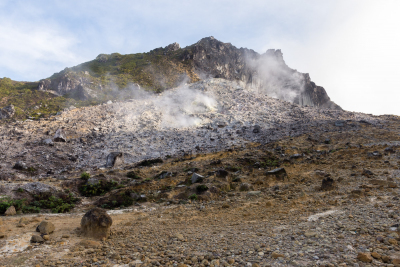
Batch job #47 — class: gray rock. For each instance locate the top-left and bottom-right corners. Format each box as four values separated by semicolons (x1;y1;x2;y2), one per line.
191;173;204;184
247;191;261;196
0;105;15;119
266;168;287;180
105;152;124;168
31;235;45;243
13;161;26;170
53;128;66;142
43;138;54;146
21;182;57;195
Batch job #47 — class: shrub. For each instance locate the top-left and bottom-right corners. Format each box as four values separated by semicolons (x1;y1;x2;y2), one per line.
80;172;90;180
79;180;121;197
126;171;140;179
188;194;198;201
196;185;209;193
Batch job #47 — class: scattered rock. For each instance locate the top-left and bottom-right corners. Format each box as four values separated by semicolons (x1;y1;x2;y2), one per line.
191;173;204;184
53;128;66;142
81;208;112;240
13;161;26;170
31;235;45;243
36;221;55;235
78;240;102;248
4;206;16;216
271;251;285;259
21;182;57;195
18;217;30;225
105;152;124;168
266;168;287;180
362;169;374;177
0;104;15;119
357;252;373;263
42;138;54;146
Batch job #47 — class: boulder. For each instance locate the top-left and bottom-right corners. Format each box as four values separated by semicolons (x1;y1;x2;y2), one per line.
31;235;45;243
81;208;112;240
18;217;30;225
42;138;54;146
13;161;26;170
0;104;15;119
357;252;372;263
266;168;287;180
53;128;66;142
4;206;16;216
191;173;204;184
21;182;57;195
36;221;55;234
105;152;124;168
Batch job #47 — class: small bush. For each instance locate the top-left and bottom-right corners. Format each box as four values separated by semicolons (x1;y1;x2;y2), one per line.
196;185;209;193
81;172;90;180
79;180;122;197
188;194;198;201
126;171;140;179
16;188;24;193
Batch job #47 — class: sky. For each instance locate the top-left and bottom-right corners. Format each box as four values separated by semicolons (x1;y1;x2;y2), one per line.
0;0;399;115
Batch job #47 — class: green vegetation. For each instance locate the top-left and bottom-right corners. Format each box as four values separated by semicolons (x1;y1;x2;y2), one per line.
30;194;79;213
188;194;198;201
196;185;209;193
99;190;134;209
79;180;124;197
126;171;140;179
0;193;80;214
80;171;91;180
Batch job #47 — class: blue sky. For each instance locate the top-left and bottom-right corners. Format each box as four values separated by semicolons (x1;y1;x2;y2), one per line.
0;0;399;115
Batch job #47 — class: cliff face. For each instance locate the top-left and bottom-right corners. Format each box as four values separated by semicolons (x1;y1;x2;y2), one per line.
184;37;341;109
36;36;340;109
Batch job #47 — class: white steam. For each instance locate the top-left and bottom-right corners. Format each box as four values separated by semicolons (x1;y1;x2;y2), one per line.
246;50;305;103
119;83;217;129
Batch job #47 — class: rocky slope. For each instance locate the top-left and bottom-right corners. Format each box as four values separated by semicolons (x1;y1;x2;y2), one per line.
0;78;379;180
1;108;400;266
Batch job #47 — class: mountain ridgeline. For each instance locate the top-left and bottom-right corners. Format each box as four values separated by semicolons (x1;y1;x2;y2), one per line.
1;37;340;120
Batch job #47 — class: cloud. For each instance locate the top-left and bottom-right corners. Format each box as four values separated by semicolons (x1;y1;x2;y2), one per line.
0;0;399;115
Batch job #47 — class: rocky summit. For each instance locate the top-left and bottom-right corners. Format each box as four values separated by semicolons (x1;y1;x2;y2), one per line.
0;38;400;267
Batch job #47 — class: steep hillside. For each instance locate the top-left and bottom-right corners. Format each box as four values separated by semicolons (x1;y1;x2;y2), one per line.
0;37;340;121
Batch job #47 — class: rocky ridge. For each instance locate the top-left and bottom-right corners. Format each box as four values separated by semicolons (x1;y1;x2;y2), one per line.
35;37;340;110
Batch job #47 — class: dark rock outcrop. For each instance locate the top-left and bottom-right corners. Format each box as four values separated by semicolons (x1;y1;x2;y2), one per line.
38;71;98;100
105;152;124;168
185;37;340;109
